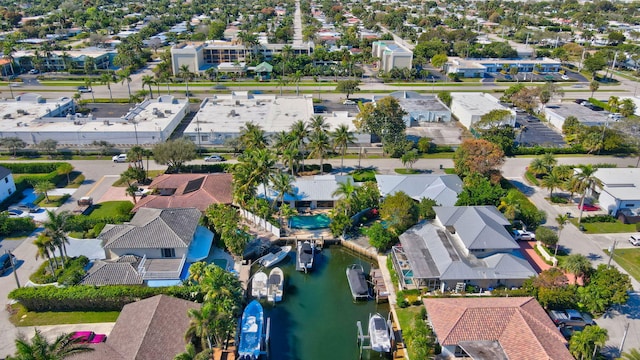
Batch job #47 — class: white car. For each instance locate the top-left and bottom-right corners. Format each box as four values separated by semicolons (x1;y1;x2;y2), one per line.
513;229;536;241
134;188;151;197
112;154;127;163
342;100;356;105
630;235;640;246
204;155;226;162
561;75;570;80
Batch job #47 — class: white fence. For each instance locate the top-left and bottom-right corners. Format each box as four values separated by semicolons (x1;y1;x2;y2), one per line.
239;208;281;238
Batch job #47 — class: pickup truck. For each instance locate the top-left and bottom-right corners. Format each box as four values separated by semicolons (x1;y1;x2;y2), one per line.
548;309;595;327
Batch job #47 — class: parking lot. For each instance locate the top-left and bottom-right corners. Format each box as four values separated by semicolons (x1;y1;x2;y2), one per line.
516;113;566;147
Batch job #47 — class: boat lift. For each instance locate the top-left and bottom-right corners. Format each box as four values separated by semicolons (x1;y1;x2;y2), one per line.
356;314;395;359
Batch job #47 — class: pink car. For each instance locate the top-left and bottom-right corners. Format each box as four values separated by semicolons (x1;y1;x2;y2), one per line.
70;331;107;343
578;204;600;211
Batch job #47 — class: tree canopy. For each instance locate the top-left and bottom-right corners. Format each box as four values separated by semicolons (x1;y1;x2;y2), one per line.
453;139;505;178
152;137;197;172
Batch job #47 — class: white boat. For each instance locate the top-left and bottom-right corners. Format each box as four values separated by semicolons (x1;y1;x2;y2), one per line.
296;240;315;272
258;245;292;268
369;313;392;353
267;267;284;303
251;271;268;299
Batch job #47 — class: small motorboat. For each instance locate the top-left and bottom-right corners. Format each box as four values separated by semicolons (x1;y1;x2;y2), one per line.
346;264;369;301
258;245;292;268
369;313;392;353
267;267;284;303
238;300;264;359
251;271;268;299
296;240;315;272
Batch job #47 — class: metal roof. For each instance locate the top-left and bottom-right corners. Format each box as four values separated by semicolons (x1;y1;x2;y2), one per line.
376;174;462;206
434;206;519;250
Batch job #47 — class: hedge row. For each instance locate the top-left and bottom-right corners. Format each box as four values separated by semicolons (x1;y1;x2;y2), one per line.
9;285;203;312
0;162;66;174
65;215;132;233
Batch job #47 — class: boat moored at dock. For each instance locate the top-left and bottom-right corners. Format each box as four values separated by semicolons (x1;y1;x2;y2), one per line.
251;271;268;299
267;267;284;303
368;313;392;353
238;300;265;360
296;240;315;272
258;245;292;268
346;264;369;301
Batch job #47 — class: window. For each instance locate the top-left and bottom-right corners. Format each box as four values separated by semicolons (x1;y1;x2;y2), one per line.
161;248;175;258
626;204;635;207
4;177;8;183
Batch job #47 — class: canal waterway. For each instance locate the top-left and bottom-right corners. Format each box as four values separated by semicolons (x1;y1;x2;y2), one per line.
259;245;390;360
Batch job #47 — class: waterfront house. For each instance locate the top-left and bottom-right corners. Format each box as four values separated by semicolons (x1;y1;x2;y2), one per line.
375;174;462;206
257;175;356;210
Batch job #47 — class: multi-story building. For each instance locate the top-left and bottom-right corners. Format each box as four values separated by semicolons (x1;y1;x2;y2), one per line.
371;40;413;73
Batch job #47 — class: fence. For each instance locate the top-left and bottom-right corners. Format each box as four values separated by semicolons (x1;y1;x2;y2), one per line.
239;208;281;238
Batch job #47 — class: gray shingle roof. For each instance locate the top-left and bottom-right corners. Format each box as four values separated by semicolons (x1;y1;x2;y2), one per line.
100;208;201;249
376;174;462;206
435;206;518;250
0;166;11;180
80;256;143;285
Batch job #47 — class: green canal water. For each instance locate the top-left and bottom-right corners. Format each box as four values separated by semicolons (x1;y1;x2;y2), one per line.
259;246;390;360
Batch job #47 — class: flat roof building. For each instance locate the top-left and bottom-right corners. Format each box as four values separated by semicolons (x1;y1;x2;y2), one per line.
373;91;451;126
544;103;611;130
0;94;188;146
445;57;561;78
372;40;413;73
450;92;515;130
184;92;369;145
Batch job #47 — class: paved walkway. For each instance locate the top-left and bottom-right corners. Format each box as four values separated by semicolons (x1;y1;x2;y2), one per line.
519;241;551;273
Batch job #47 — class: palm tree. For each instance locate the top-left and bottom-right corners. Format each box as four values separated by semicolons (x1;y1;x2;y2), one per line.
589;80;600;98
554;213;570;257
528;158;549;177
57;163;74;186
332;124;355;175
179;64;193;99
238;122;268;150
174;343;212;360
43;210;71;265
620;348;640;360
142;75;155;99
127;146;145;171
540;153;557;171
290;120;309;172
574;164;603;223
309;115;329;134
332;178;357;216
281;146;298;177
185;304;216;350
291;70;302;95
562;253;592;283
542;171;563;198
270;172;294;227
117;67;133;100
34;181;55;203
9;329;93;359
497;191;520;221
100;72;114;102
281;44;293;78
125;184;138;204
307;131;331;175
569;325;608;360
34;233;56;274
608;96;620;113
84;78;95;102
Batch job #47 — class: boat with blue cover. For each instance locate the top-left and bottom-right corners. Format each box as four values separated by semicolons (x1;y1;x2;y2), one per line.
238;300;264;360
346;264;369;301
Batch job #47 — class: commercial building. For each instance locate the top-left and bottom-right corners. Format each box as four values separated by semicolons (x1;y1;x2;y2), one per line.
591;168;640;217
373;91;451;125
450;93;515;130
170;41;314;75
544;103;612;130
445;57;561;78
0;94;188;146
184;92;369;146
371;41;413;73
13;47;116;72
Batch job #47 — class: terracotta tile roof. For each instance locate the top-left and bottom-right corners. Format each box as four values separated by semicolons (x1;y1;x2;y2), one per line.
423;297;573;360
133;173;233;212
72;295;200;360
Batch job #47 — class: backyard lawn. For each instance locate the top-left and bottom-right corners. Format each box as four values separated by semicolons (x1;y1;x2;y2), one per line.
610;248;640;282
87;201;133;219
570;219;637;233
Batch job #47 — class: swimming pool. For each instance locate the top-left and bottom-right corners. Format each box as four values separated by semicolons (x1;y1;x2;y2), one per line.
289;214;331;229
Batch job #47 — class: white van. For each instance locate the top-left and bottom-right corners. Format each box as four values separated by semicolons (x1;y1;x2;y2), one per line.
112;154;127;163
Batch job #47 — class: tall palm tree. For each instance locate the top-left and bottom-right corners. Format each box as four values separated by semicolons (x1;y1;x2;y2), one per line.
33;233;56;274
84;78;95;102
270;171;294;226
542;171;563;198
569;325;608;360
307;131;331;175
332;124;356;175
291;70;302;95
540;152;558;172
117;67;133;100
281;44;293;78
100;72;114;102
309;115;329;134
620;348;640;360
497;190;520;221
290;120;309;172
281;146;298;177
174;343;212;360
179;64;193;99
43;210;71;265
332;178;357;216
562;253;592;283
125;184;138;204
574;164;603;223
8;329;93;360
554;213;570;257
185;303;218;350
141;75;155;99
238;122;268;150
34;181;55;203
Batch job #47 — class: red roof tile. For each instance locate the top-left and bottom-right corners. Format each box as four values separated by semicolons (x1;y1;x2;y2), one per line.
423;297;573;360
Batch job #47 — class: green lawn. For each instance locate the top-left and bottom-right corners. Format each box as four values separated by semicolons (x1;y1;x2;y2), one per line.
37;194;70;207
9;304;119;326
609;248;640;282
395;306;423;331
87;201;132;219
395;168;420;174
570;219;637;233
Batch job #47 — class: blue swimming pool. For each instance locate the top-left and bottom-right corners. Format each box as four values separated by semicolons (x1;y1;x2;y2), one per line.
289;214;331;229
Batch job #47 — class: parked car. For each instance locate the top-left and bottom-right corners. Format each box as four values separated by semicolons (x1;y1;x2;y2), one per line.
9;202;41;213
0;252;16;275
112;154;127;163
512;229;536;241
578;204;600;211
574;99;587;104
630;235;640;246
204;155;225;162
70;331;107;344
6;209;32;218
28;69;39;74
561;75;570;80
548;309;595;328
342;99;356;105
77;86;92;93
134;188;150;197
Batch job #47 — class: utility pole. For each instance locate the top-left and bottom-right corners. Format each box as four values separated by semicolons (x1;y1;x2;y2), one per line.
579;48;586;71
610;51;619;81
620;322;630;354
8;250;20;288
607;240;618;267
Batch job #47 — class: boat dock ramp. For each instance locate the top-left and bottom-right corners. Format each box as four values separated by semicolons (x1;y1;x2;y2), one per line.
369;268;389;303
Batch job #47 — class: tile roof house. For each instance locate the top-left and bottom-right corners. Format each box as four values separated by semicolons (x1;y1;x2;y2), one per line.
133;173;233;212
80;255;143;286
376;174;462;206
71;295;199;360
391;206;536;291
423;297;573;360
91;208;213;285
257;175;356;210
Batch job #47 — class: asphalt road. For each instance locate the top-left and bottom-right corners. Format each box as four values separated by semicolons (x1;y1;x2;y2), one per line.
0;155;639;358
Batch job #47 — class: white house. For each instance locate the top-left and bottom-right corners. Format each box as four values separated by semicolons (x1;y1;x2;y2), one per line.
450;93;515;130
591;168;640;217
0;166;16;202
372;91;452;126
375;174;462;206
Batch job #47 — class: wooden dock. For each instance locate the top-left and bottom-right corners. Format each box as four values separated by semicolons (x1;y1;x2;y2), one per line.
370;268;389;303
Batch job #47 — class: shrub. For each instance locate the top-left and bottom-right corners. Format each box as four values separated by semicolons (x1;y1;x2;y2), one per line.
351;169;377;182
580;215;617;223
0;215;37;236
9;285;203;312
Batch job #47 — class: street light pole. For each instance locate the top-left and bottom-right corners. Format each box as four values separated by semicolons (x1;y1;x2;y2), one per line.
8;250;20;288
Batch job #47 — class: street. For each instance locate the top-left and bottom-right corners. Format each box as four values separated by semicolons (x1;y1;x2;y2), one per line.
0;155;639;358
